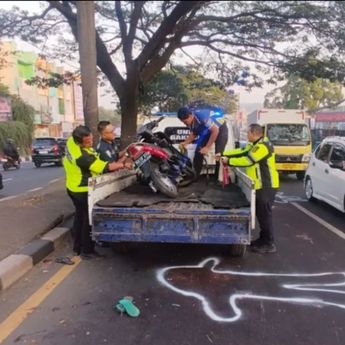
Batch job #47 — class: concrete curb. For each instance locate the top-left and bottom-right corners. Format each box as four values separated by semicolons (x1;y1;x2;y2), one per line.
0;226;71;291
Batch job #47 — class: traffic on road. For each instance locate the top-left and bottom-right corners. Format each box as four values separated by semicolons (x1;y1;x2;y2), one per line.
0;161;64;199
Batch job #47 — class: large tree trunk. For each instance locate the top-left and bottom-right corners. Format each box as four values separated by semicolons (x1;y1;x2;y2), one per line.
76;1;99;142
119;83;139;148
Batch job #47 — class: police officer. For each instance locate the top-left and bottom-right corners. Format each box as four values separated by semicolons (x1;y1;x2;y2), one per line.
220;124;279;254
96;121;125;163
64;125;131;259
177;106;228;179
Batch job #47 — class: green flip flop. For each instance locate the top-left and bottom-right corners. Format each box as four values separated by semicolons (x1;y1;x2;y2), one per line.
114;296;140;318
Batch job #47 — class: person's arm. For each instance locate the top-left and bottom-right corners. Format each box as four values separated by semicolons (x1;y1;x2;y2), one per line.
76;151;109;174
222;143;252;157
118;149;127;159
181;132;196;147
228;143;270;167
199;125;219;155
107;161;126;172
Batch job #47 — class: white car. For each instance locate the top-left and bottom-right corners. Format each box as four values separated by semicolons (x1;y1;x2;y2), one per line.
304;136;345;212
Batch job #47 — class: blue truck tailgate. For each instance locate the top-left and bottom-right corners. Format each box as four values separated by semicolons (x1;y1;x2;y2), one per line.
88;169;255;246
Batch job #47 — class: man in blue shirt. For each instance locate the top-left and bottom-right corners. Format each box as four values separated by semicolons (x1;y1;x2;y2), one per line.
177;106;228;178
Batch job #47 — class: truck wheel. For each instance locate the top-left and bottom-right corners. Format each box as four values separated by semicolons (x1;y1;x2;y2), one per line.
296;171;305;180
150;162;178;198
229;244;247;257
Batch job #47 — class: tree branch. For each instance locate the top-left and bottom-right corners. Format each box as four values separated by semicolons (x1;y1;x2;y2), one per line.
115;1;131;66
137;1;203;73
180;40;277;67
314;98;345;112
48;1;125;95
127;1;145;52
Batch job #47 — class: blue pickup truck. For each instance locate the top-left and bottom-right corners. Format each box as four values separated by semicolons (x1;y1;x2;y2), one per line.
88;168;255;257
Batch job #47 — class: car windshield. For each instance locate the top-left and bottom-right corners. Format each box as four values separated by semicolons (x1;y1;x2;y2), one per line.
267;124;310;146
33;139;56;147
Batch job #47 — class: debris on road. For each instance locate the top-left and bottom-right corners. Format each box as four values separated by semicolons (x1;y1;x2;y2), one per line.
55;257;74;265
114;296;140;317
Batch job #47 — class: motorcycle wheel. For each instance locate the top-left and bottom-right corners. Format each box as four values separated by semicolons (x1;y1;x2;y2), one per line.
3;163;9;171
150;162;178;198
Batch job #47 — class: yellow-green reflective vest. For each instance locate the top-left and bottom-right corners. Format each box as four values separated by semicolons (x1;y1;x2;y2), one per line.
63;137;108;193
223;137;279;190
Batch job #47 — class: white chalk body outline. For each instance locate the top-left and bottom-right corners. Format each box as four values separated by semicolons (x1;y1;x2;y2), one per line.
156;257;345;323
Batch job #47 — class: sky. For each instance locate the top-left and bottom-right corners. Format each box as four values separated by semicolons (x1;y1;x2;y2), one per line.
0;1;275;111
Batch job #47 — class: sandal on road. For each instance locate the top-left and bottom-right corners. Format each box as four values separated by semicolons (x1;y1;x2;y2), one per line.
114;296;140;317
55;257;75;265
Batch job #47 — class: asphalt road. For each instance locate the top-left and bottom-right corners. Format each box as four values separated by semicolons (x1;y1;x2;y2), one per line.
0;161;64;199
1;176;345;345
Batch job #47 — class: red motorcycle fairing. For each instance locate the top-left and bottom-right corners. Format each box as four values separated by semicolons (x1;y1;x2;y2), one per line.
128;143;169;160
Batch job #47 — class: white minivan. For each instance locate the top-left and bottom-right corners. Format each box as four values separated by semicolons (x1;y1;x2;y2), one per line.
304;136;345;212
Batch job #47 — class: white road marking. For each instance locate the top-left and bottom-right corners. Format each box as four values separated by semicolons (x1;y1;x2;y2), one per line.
157;257;345;323
49;178;61;184
0;195;17;202
291;202;345;240
27;187;43;193
3;178;12;182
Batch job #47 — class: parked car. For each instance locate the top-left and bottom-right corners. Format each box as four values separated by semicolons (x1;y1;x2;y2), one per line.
31;137;64;168
304;136;345;212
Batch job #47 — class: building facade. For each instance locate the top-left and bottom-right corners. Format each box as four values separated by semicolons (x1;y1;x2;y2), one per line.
0;41;84;138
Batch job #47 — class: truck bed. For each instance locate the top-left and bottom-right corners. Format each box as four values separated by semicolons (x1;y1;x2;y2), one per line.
89;170;254;245
96;177;249;209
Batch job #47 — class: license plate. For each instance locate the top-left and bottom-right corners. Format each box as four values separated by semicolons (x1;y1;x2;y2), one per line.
39;150;49;154
134;152;151;169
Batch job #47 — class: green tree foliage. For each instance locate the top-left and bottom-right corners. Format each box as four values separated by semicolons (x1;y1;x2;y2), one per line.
98;106;121;127
139;69;187;115
0;121;32;155
264;75;344;113
11;95;35;134
0;84;34;154
139;66;239;114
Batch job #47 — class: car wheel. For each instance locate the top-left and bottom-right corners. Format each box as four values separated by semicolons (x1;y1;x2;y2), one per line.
34;162;41;168
305;177;315;201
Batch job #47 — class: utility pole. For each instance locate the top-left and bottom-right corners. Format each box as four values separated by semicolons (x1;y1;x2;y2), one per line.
76;1;99;142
